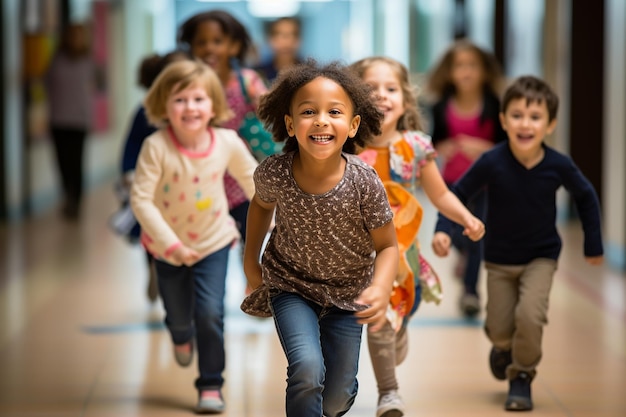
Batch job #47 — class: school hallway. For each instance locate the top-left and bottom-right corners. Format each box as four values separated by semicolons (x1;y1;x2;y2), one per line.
0;182;624;417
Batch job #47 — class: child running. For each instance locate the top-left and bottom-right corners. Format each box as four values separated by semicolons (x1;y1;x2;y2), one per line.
432;75;604;411
350;56;485;417
425;39;507;316
241;59;399;417
178;10;269;242
130;60;258;414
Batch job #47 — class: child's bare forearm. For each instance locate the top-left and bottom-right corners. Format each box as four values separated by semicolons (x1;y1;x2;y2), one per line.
433;191;475;227
243;196;274;288
370;244;398;293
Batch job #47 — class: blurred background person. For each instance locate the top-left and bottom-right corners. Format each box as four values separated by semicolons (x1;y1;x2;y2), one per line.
45;22;94;220
424;39;506;318
254;16;303;86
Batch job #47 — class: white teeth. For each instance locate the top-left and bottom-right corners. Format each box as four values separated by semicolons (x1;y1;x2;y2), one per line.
311;135;332;142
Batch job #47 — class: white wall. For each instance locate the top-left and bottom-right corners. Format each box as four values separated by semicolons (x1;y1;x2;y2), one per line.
2;0;24;220
603;0;626;270
380;0;410;65
504;0;544;77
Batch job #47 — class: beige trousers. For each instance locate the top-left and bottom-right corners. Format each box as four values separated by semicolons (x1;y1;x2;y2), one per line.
367;321;409;394
484;258;557;379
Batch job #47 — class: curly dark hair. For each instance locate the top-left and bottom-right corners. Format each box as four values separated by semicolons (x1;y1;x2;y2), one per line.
177;10;252;63
257;59;383;155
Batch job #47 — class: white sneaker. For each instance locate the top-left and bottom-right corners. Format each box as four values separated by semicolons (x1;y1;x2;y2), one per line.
196;389;225;414
376;390;405;417
460;292;480;317
173;342;193;367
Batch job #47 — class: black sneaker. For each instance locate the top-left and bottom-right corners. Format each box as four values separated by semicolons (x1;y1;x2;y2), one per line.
489;347;512;380
505;372;533;411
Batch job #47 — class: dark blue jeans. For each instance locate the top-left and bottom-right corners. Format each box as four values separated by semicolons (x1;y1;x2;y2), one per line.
229;200;250;242
270;291;363;417
449;189;486;296
154;244;230;390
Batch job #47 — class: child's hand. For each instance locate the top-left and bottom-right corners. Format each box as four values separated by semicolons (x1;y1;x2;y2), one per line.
585;255;604;266
171;245;201;266
457;134;493;160
462;216;485;241
435;139;458;160
431;232;452;257
354;284;391;332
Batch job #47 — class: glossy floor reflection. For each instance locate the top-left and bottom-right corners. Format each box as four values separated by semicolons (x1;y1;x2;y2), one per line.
0;183;624;416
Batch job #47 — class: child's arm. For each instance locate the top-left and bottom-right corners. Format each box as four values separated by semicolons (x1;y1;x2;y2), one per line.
421;159;484;241
354;221;399;332
243;194;276;290
225;131;258;200
563;158;605;264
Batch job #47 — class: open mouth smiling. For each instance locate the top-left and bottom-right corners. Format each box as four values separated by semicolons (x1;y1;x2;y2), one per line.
310;134;333;143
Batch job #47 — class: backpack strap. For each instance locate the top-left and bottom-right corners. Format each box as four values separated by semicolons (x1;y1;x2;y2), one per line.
232;58;252;105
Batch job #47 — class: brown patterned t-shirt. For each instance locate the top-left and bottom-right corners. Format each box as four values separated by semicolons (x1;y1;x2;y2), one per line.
241;151;394;317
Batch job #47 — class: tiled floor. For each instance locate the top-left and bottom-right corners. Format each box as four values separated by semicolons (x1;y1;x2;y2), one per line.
0;183;624;416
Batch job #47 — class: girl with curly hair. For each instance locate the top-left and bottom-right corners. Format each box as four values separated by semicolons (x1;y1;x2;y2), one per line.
241;59;399;417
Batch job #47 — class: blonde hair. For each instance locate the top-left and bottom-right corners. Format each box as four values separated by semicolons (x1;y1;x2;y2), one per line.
144;60;232;127
350;56;423;132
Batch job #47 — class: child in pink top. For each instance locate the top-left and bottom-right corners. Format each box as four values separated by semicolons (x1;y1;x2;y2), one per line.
426;39;506;317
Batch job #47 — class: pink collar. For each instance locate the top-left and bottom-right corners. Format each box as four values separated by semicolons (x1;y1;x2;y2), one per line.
167;126;215;158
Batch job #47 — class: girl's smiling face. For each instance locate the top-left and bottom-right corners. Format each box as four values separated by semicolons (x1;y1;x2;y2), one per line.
361;61;405;135
500;98;557;157
165;82;215;138
190;20;239;78
284;77;360;161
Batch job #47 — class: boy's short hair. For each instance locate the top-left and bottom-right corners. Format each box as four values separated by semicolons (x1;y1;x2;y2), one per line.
143;60;232;127
501;76;559;121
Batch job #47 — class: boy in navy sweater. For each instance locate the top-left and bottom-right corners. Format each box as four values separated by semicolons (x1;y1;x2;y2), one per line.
432;75;604;411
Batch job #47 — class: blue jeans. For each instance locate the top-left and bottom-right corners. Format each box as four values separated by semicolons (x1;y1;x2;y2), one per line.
449;189;486;296
270;291;363;417
154;244;230;391
229;200;250;242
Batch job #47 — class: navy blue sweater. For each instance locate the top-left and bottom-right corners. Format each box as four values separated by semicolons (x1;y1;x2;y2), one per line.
435;142;603;264
121;106;157;174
